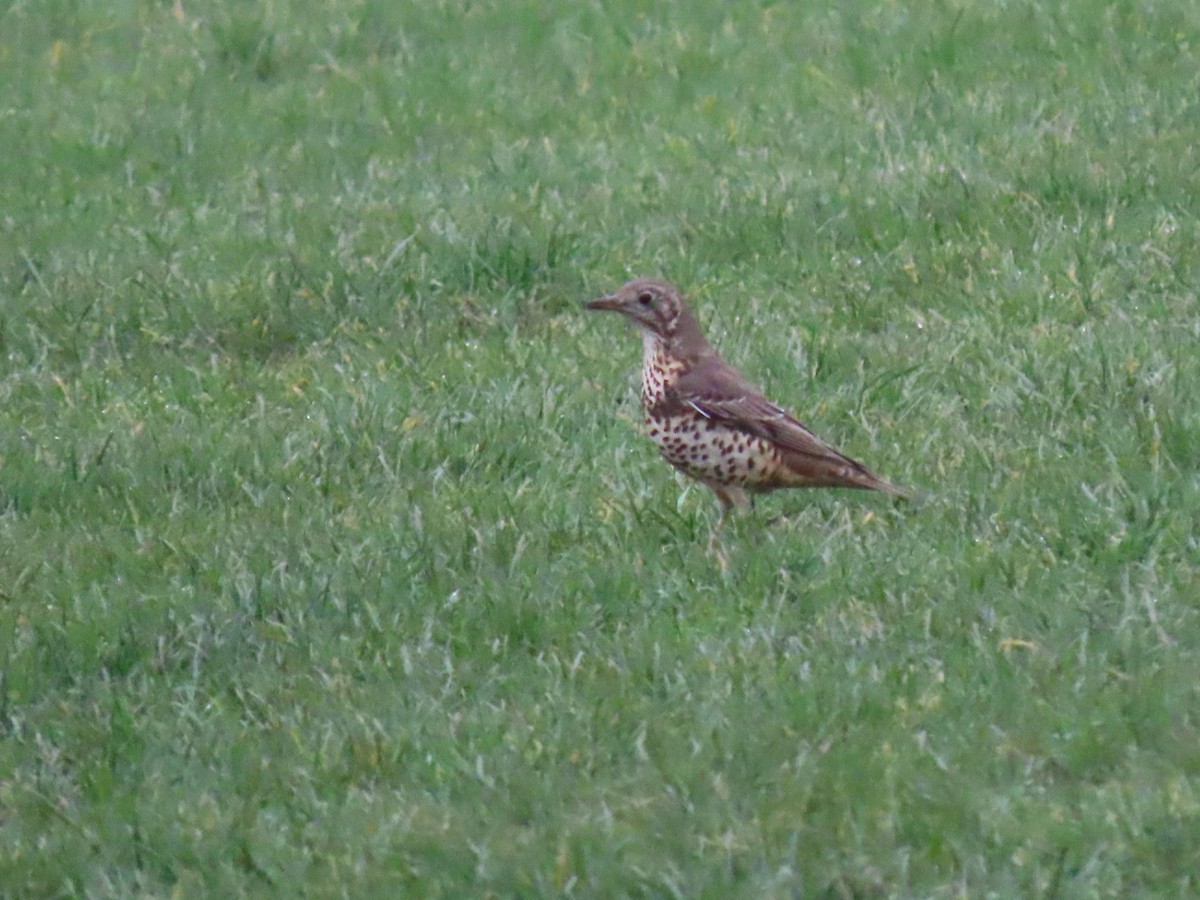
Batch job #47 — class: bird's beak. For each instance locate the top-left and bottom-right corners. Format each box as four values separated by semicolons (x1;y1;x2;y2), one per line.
585;293;622;312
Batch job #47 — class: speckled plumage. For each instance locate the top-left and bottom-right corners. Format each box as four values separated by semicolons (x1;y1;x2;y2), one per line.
587;278;906;513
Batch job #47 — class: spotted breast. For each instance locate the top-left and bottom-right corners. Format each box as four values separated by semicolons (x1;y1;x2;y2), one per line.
641;332;788;493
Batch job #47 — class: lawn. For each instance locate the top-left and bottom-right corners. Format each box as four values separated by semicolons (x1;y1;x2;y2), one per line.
3;0;1200;895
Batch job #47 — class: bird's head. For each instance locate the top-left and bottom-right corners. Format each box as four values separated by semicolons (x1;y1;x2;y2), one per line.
586;278;689;341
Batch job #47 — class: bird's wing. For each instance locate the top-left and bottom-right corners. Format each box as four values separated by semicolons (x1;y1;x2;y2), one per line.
671;358;908;496
673;358;866;469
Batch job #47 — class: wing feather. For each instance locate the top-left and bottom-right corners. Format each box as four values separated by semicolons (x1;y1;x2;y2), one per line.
673;360;845;461
672;358;904;495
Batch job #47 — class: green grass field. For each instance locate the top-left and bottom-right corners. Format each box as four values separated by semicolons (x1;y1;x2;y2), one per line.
3;0;1200;895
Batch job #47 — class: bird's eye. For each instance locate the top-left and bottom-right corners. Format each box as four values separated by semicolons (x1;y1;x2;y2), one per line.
637;292;654;306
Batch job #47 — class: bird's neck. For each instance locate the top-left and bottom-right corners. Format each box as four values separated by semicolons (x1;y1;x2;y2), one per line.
640;330;676;408
640;328;663;364
640;324;712;408
640;311;712;367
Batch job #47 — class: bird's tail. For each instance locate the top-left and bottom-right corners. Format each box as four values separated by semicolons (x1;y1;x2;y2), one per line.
868;474;926;504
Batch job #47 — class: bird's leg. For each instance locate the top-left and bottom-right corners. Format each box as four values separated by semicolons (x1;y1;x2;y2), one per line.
709;484;750;522
708;524;730;570
706;484;750;569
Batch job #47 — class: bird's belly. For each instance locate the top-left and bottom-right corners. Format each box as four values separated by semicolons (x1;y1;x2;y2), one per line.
645;412;782;488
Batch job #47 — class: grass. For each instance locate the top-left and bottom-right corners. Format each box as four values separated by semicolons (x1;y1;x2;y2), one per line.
3;0;1200;895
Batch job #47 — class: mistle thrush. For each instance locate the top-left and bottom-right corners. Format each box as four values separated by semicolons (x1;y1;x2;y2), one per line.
587;278;907;514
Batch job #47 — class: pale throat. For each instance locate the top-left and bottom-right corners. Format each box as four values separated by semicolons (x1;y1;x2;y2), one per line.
640;328;659;365
639;327;682;408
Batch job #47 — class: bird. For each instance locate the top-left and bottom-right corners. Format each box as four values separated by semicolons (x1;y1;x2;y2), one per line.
586;277;907;516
